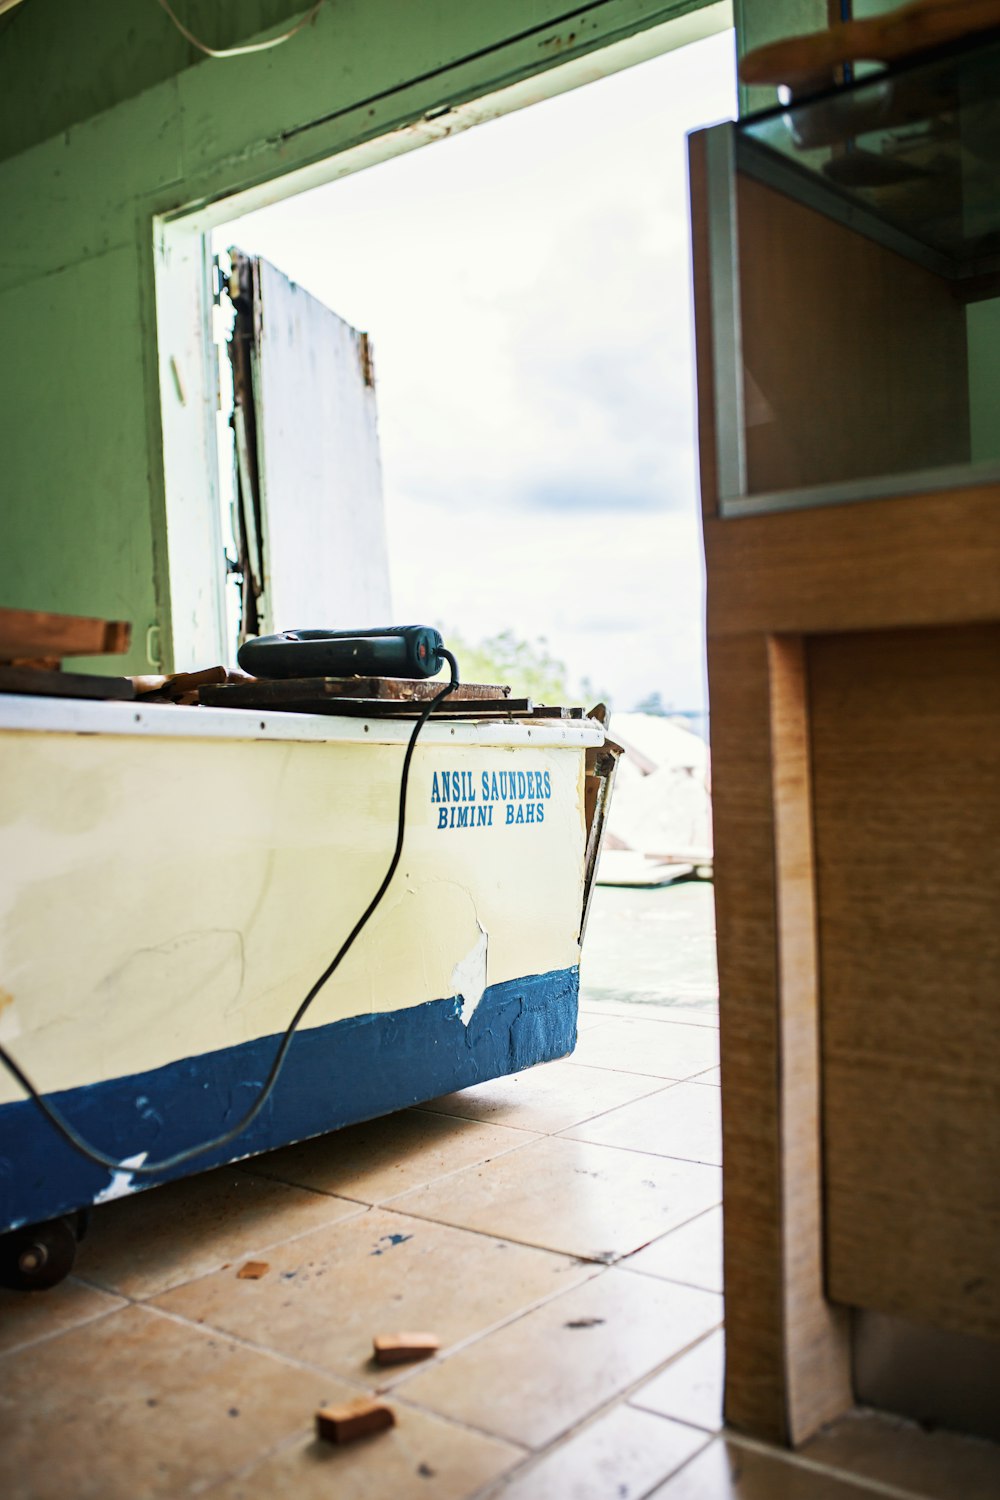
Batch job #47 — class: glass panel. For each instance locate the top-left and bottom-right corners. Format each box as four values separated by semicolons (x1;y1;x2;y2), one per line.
727;38;1000;505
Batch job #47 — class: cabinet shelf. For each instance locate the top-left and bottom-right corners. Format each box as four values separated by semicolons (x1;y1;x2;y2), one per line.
698;35;1000;516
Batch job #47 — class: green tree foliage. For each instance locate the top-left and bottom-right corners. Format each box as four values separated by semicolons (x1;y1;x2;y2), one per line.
441;627;571;702
633;690;671;716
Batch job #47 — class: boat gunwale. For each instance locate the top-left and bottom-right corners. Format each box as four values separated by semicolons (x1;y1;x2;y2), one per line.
0;693;606;749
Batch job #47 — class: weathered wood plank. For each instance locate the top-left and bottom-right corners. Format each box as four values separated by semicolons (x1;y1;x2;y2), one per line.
0;665;134;700
0;606;130;661
198;676;509;708
811;625;1000;1338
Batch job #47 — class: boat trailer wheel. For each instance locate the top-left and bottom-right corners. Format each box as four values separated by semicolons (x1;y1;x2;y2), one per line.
0;1211;88;1291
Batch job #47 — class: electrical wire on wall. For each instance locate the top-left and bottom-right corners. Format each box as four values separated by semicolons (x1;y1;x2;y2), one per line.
0;649;460;1176
155;0;326;60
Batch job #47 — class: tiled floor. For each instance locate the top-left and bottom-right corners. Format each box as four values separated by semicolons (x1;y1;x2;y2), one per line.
3;888;1000;1498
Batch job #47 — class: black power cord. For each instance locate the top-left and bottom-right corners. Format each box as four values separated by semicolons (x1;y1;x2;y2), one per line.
0;651;459;1177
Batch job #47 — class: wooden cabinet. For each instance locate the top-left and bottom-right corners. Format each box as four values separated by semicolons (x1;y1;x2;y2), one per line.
690;41;1000;1446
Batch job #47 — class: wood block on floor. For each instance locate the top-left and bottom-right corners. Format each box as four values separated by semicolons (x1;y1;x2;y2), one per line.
316;1396;395;1444
373;1331;440;1365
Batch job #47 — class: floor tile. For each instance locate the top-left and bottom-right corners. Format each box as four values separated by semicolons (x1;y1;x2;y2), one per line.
203;1410;521;1500
801;1408;1000;1500
483;1406;710;1500
580;1000;719;1029
78;1165;362;1299
692;1067;721;1085
647;1438;884;1498
0;1302;340;1500
569;1019;719;1080
154;1206;592;1388
580;883;718;1013
244;1110;536;1201
402;1269;721;1450
419;1059;668;1134
0;1277;125;1355
623;1207;723;1293
631;1329;725;1431
387;1134;721;1262
562;1081;721;1166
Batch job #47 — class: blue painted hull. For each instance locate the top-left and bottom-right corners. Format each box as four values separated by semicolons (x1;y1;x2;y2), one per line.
0;966;578;1232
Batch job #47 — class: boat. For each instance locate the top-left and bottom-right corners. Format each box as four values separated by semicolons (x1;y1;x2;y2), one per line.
0;688;617;1277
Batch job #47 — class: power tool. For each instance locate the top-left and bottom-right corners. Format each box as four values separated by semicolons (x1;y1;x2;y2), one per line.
238;625;447;680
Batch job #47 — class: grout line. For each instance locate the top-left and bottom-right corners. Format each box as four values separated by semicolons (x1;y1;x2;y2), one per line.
632;1435;717;1498
722;1432;942;1500
71;1199;372;1303
465;1396;717;1500
141;1298;378;1390
409;1103;542;1134
146;1263;606;1453
244;1120;544;1204
564;1062;712;1083
382;1261;612;1394
376;1172;723;1267
418;1078;678;1137
615;1200;723;1276
400;1320;725;1464
0;1297;128;1360
578;1006;720;1031
617;1264;723;1296
371;1196;624;1262
552;1133;722;1170
187;1424;317;1497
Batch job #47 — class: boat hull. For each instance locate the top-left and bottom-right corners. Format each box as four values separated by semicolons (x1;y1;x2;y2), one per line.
0;698;602;1230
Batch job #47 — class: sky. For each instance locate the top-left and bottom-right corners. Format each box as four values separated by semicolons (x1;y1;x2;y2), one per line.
219;29;737;712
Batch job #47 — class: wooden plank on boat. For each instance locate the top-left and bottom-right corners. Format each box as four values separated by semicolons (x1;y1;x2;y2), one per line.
0;665;135;700
266;696;534;719
0;606;131;662
528;706;586;719
133;666;230;700
198;676;510;709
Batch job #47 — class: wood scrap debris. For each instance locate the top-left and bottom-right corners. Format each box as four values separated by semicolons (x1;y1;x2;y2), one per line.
236;1260;270;1279
0;607;135;701
0;665;134;700
315;1396;395;1444
0;610;597;725
131;665;243;705
0;605;130;664
198;675;511;710
372;1332;440;1366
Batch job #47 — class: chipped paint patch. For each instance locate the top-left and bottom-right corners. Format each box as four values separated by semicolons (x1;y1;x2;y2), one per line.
452;925;488;1027
371;1232;413;1256
93;1150;148;1204
0;986;19;1042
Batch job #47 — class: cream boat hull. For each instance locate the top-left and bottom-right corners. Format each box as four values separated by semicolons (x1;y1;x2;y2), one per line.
0;697;604;1232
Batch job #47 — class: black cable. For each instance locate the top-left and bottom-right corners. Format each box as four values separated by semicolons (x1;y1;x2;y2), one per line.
0;650;459;1176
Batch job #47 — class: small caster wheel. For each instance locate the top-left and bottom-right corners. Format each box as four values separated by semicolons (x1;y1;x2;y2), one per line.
0;1216;79;1291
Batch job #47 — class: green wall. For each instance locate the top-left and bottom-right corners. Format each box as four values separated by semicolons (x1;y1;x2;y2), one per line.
0;0;725;672
0;1;313;161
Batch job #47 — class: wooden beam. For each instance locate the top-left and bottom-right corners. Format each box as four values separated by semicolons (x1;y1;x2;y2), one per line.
712;633;852;1444
768;634;852;1440
704;486;1000;638
0;607;131;662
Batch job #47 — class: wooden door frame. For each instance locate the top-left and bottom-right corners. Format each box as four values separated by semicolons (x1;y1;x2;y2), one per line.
690;122;1000;1445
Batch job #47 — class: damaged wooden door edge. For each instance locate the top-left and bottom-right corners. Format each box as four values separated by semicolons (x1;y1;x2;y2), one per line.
766;632;852;1444
580;707;624;944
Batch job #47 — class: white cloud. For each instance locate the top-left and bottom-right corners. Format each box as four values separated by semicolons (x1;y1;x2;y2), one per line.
221;29;737;711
